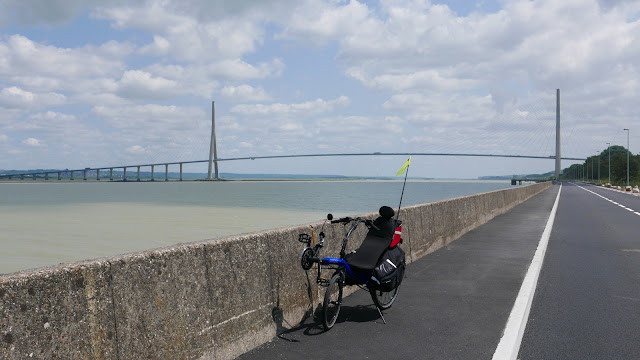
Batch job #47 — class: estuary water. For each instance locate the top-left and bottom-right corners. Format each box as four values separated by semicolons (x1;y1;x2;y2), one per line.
0;180;513;274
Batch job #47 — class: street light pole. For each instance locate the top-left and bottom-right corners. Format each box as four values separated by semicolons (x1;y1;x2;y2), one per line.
607;142;610;184
624;128;630;187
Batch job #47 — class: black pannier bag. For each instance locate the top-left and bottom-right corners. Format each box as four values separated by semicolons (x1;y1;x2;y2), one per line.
373;246;406;292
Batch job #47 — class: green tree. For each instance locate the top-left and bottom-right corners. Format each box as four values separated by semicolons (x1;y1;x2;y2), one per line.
560;145;640;185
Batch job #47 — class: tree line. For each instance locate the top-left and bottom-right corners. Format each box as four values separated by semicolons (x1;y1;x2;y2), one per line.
560;145;640;185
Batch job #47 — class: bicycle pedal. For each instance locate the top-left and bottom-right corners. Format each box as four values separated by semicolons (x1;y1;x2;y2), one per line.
317;278;330;287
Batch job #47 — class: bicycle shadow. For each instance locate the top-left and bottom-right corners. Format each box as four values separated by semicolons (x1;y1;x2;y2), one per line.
274;303;385;340
272;270;386;341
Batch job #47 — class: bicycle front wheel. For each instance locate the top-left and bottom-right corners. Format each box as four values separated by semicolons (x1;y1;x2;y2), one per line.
370;286;399;310
322;272;344;331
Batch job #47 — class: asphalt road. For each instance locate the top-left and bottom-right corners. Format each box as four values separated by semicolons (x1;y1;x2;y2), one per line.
238;186;560;360
519;183;640;359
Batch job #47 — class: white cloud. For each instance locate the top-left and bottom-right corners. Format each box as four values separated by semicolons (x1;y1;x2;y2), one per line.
94;2;265;62
138;36;171;56
220;85;271;102
276;0;640;108
89;104;209;165
0;35;127;79
308;115;405;152
382;92;506;130
126;145;146;154
22;137;42;147
279;0;374;46
1;0;300;27
207;58;285;81
0;35;134;110
3;112;104;159
93;104;205;131
116;70;181;100
0;134;8;142
0;0;95;25
349;69;482;92
25;111;77;128
230;96;350;116
0;86;65;109
0;87;35;108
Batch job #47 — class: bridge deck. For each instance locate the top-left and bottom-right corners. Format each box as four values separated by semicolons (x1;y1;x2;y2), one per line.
238;185;560;359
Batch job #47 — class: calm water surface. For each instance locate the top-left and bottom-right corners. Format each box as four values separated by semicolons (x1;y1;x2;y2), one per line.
0;180;514;274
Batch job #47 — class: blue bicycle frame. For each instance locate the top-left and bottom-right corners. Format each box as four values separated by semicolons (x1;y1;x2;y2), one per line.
320;257;372;285
314;217;379;287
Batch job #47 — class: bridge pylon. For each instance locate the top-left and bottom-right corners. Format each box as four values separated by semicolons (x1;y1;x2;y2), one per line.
207;101;220;180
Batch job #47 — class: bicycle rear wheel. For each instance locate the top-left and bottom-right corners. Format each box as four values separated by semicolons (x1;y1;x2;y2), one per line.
370;286;399;310
322;272;344;331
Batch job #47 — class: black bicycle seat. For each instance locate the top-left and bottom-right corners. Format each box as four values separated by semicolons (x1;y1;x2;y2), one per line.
345;232;391;271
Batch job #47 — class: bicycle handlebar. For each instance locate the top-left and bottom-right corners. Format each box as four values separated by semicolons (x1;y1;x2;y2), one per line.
330;216;379;230
331;216;352;224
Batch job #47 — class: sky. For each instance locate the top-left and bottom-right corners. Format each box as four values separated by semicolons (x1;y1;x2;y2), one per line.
1;0;640;179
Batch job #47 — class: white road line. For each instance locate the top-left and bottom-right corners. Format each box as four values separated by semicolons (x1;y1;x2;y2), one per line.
492;185;562;360
573;183;640;217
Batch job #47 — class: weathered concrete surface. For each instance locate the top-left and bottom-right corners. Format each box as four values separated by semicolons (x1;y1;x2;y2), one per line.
0;182;550;360
0;261;116;359
109;244;214;359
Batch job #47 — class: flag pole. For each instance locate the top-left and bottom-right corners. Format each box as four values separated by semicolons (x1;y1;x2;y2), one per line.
396;162;410;222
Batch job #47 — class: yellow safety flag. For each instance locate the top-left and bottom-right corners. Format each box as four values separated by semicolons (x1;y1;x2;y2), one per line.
396;157;411;176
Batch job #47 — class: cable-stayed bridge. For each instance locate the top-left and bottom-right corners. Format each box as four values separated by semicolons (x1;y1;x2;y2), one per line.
0;90;593;181
0;152;585;182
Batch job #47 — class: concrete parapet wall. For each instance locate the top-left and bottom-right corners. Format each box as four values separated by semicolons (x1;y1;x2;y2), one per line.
0;182;551;359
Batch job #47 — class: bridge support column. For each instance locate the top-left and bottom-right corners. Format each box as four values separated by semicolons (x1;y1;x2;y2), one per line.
151;165;155;181
45;173;48;180
83;170;87;181
109;168;113;181
137;166;141;182
123;168;127;181
165;164;169;181
180;163;183;181
70;171;74;181
96;169;100;181
208;100;219;180
58;172;61;180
